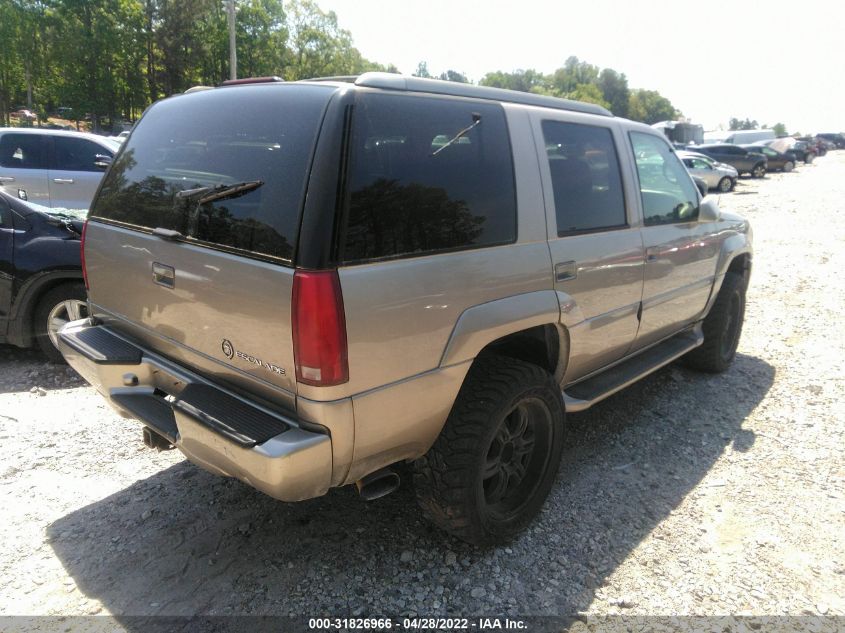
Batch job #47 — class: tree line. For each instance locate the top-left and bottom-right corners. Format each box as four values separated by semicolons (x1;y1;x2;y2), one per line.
0;1;684;131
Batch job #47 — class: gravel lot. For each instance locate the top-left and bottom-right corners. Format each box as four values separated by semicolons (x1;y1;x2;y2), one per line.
1;153;844;626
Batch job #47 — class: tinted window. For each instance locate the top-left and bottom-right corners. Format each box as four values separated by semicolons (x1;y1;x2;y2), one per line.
53;137;110;172
0;134;47;169
630;132;699;226
341;93;516;262
541;121;626;234
0;197;9;228
92;84;333;262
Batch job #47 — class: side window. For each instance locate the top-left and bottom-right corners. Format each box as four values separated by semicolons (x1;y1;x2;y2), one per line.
53;137;109;172
541;120;626;234
691;158;711;169
341;93;516;262
0;134;47;169
630;132;699;226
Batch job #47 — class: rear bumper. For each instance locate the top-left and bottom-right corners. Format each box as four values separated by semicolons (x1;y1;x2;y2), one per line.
58;319;333;502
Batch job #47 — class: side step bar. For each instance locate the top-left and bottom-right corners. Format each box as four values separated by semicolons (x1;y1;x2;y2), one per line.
563;327;703;413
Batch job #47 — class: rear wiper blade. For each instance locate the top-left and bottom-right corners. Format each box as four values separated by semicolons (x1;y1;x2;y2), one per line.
175;180;264;205
431;113;482;157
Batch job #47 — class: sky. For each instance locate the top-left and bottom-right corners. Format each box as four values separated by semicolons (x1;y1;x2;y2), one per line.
317;0;845;133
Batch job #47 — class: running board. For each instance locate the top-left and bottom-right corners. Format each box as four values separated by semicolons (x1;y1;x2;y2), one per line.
563;327;703;413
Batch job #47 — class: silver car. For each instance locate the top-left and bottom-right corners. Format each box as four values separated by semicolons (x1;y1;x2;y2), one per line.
0;128;119;209
679;150;737;192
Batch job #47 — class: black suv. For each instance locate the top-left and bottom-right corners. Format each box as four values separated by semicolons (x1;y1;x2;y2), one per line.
692;144;768;177
0;190;86;361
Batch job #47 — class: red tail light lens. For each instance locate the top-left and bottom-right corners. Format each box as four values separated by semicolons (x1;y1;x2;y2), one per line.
80;219;89;291
292;270;349;386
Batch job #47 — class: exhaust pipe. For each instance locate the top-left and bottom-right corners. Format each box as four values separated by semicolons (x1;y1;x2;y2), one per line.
356;467;400;501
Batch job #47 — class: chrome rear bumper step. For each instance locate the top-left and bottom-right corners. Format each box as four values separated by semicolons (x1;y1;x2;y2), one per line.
57;320;333;502
563;326;703;413
174;384;291;448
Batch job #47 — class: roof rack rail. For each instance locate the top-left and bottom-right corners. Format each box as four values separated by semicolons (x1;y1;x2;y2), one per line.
303;75;358;83
344;72;612;117
221;76;284;86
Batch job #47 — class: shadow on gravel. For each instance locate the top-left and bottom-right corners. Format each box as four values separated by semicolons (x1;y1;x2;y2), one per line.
47;353;774;619
0;344;85;394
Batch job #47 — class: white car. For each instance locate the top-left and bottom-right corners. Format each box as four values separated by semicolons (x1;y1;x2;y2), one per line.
678;150;738;193
0;128;119;209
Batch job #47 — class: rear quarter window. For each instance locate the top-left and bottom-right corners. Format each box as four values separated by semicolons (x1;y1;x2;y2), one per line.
91;84;334;262
340;92;517;262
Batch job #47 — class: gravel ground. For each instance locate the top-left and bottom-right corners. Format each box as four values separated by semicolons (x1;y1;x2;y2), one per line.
0;153;843;626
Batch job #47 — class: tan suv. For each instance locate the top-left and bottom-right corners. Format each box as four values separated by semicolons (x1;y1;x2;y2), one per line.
58;74;752;544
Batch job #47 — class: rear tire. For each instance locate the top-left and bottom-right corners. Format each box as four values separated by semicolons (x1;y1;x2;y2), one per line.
683;272;746;373
783;161;794;172
805;153;815;164
413;355;565;545
34;282;88;363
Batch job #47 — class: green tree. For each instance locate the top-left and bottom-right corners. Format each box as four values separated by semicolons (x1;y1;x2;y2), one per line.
567;83;610;109
413;61;432;78
597;68;629;117
728;117;758;131
772;122;788;136
480;69;546;93
628;89;680;124
550;56;599;95
438;70;468;83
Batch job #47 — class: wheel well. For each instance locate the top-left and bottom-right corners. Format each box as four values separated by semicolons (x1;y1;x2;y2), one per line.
727;253;751;284
10;275;83;347
477;324;560;375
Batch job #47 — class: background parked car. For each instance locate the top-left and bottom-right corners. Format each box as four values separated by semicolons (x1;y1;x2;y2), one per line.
0;190;85;361
0;128;118;208
692;144;768;178
816;132;845;148
797;136;827;157
739;144;795;172
765;138;815;164
678;150;738;192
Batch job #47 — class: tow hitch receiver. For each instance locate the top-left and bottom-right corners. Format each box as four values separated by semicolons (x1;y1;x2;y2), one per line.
143;426;175;451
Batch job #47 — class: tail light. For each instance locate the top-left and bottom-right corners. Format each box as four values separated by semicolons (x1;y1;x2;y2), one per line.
80;219;89;290
292;270;349;386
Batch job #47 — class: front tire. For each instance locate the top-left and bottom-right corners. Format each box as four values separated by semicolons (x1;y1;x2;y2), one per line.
683;272;746;373
413;355;565;545
34;282;88;363
718;176;733;193
751;163;766;178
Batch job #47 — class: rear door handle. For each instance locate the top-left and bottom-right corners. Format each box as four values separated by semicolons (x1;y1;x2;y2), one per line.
555;260;577;282
52;178;74;184
152;262;175;288
646;247;660;263
0;176;15;183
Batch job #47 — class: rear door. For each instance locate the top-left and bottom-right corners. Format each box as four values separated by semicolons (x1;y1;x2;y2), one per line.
534;116;644;381
0;196;14;323
0;132;51;205
86;84;335;408
48;135;112;210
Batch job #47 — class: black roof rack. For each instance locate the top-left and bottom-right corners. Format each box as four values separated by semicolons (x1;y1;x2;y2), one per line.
301;72;612;117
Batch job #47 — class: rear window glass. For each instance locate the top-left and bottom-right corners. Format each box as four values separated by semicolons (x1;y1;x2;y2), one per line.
340;93;516;262
541;120;626;234
91;84;333;262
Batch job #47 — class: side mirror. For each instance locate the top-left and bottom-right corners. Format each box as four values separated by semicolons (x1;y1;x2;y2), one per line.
699;196;721;223
17;188;28;201
94;154;112;170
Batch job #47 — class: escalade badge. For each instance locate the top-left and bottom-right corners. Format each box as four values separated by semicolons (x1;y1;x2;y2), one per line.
221;339;285;376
